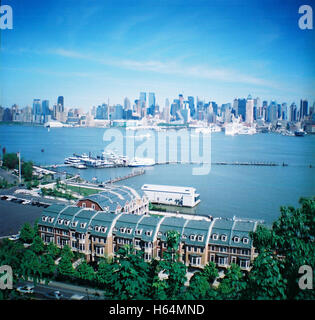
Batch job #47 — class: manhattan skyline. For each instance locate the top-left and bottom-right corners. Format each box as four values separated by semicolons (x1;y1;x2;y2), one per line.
0;0;314;110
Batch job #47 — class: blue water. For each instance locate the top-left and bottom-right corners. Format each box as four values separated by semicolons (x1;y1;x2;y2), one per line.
0;124;314;224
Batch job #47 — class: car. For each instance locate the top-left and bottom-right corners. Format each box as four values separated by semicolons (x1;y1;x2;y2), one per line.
44;290;64;300
0;195;8;200
70;294;84;300
21;200;31;205
16;285;34;294
8;234;20;241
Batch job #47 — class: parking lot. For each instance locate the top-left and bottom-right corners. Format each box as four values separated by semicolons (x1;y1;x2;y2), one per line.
0;195;53;237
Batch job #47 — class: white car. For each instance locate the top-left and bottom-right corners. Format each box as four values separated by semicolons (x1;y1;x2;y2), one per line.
45;290;64;300
16;285;34;294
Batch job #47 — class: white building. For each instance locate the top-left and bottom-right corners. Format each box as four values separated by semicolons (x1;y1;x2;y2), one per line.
141;184;200;207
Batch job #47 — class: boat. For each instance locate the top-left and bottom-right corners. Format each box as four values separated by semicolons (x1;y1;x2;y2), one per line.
128;157;155;167
72;163;87;169
294;129;307;137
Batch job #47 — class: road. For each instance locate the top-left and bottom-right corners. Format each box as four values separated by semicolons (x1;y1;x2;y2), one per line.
15;280;105;300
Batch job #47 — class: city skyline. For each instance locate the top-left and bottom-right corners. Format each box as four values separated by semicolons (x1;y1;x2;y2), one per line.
1;0;314;110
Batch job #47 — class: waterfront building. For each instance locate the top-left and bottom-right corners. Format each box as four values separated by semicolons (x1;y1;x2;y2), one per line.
38;204;258;270
141;184;200;207
76;185;149;215
237;99;246;122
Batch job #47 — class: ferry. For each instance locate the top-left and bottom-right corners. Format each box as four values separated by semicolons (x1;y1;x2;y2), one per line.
72;163;87;169
129;157;155;167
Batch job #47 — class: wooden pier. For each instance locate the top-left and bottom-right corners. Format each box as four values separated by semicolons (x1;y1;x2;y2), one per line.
105;169;145;184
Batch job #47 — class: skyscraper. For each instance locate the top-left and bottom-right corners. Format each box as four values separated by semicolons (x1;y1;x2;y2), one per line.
237;98;246;121
124;97;131;110
187;96;195;117
57;96;64;112
33;99;41;115
164;98;170;123
148;92;156;115
245;95;254;124
300;99;308;120
42;100;50;115
140;92;146;108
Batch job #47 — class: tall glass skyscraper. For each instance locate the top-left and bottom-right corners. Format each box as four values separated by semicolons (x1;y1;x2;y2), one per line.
57;96;64;112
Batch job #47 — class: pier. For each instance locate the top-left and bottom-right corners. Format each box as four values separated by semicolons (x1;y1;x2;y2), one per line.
212;161;288;166
105;169;145;184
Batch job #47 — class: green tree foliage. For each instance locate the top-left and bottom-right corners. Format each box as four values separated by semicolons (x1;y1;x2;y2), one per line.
250;197;315;300
159;230;187;299
19;223;35;243
245;251;287;300
185;272;211;299
46;242;60;259
201;261;219;284
21;161;33;181
76;260;95;282
57;245;75;278
30;235;45;254
96;259;113;287
19;250;42;284
2;153;18;169
40;254;56;279
106;245;151;299
217;264;247;300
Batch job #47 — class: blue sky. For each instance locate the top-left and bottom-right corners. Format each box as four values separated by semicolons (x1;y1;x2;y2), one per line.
1;0;314;110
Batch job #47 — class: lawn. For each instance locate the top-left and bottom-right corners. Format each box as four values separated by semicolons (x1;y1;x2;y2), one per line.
65;185;102;197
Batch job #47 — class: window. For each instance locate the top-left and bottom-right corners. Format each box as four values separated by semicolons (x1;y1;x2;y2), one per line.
240;259;250;269
42;216;47;222
135;229;142;235
80;223;87;229
218;256;227;266
135;239;140;247
127;228;132;234
120;227;126;233
101;227;107;233
212;234;218;240
64;220;70;226
243;237;249;244
49;217;54;223
191;256;201;266
190;234;196;241
210;254;215;262
233;236;240;243
219;246;227;253
145;230;152;236
82;202;86;208
162;242;167;248
231;256;237;264
72;221;78;227
157;231;162;237
221;235;227;242
182;234;187;239
58;219;63;225
197;235;204;242
91;204;95;210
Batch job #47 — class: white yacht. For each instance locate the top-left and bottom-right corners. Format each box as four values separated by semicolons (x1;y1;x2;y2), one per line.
129;157;155;167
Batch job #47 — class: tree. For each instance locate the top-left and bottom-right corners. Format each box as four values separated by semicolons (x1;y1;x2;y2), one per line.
106;245;151;300
2;153;18;169
46;242;60;259
21;161;33;181
185;272;211;300
159;230;187;299
19;250;42;284
30;235;45;254
97;259;113;287
19;223;35;243
217;264;247;300
57;245;75;279
201;261;219;284
245;251;287;300
40;254;56;279
76;260;95;282
250;197;315;300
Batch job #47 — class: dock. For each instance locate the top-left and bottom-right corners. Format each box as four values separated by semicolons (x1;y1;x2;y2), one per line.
105;169;145;184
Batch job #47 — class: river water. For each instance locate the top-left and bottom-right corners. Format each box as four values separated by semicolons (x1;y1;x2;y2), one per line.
1;124;314;224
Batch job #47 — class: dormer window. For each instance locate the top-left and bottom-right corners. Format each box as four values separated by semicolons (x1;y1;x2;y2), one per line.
58;219;63;225
95;226;100;232
197;235;204;242
64;220;70;226
145;230;153;236
135;229;142;235
221;235;227;242
182;234;187;239
120;227;126;233
72;221;78;227
80;222;87;229
234;236;240;243
127;228;132;234
212;234;218;240
42;216;47;222
190;234;196;241
49;217;54;223
101;227;107;233
243;237;249;244
157;232;162;237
